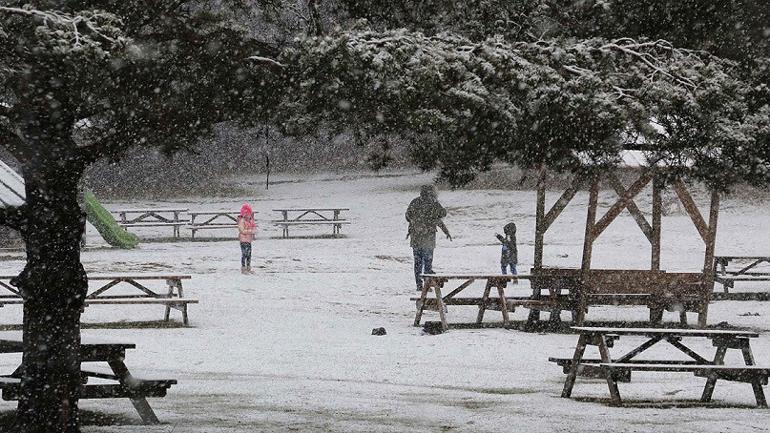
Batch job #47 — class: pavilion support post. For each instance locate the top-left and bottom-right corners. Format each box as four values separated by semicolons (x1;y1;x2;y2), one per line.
529;168;547;324
651;177;662;271
699;190;720;327
576;176;600;325
581;177;600;273
534;168;547;270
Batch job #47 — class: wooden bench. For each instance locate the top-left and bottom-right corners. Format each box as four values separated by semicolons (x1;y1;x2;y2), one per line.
118;222;190;238
532;268;709;326
559;327;769;407
0;375;176;400
0;274;198;325
188;211;240;239
272;208;350;238
114;208;189;238
600;363;769;406
84;298;198;325
0;338;177;424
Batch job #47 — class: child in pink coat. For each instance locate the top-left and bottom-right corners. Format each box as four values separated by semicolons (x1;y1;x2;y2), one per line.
238;203;256;274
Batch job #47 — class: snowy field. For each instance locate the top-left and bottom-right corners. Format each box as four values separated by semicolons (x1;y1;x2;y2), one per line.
2;169;770;432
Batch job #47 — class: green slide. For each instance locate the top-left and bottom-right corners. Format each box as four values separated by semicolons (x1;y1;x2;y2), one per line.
83;190;139;249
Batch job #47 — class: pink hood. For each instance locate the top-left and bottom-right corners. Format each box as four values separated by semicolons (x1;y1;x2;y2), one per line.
240;203;253;217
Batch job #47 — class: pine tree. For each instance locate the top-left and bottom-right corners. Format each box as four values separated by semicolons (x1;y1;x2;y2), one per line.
0;2;281;432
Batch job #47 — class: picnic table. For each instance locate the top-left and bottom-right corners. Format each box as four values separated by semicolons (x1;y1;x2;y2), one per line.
272;207;350;238
713;256;770;296
413;274;558;332
556;326;770;407
0;337;176;424
188;210;240;239
0;274;198;325
114;207;189;238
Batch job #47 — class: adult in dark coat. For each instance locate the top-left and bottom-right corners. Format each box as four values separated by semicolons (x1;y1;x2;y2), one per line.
406;185;452;290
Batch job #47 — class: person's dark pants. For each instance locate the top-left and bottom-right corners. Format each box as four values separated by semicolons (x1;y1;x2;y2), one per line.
240;242;252;267
501;263;517;275
413;247;434;290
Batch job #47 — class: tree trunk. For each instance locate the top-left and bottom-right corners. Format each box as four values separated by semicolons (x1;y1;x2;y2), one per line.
11;156;88;433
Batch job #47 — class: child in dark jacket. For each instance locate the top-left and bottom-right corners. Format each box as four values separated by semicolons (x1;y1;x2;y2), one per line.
495;222;518;275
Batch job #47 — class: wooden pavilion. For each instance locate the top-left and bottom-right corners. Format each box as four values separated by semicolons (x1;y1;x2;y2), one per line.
529;160;719;328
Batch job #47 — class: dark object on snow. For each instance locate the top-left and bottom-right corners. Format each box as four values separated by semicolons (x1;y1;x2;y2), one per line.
371;327;387;336
423;321;444;335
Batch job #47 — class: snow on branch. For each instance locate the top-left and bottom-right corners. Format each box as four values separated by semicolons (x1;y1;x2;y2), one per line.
248;56;285;68
0;6;124;47
599;39;698;89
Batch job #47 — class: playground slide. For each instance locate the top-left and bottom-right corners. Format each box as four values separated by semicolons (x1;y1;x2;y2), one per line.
1;159;138;248
83;190;139;249
0;159;25;207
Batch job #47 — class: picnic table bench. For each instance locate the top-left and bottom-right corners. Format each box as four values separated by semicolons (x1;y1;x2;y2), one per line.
0;274;198;325
114;208;189;238
557;326;769;407
188;211;240;239
412;274;558;332
272;207;350;238
0;337;176;424
713;256;770;296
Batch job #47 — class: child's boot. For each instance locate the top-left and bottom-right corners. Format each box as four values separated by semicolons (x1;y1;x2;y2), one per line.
241;266;248;274
247;265;254;274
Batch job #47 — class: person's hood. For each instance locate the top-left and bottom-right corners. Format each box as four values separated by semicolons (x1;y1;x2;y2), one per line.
420;185;436;200
240;203;253;217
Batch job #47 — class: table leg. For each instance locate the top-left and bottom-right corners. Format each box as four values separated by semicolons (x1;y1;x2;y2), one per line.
434;285;448;332
598;336;622;405
181;303;190;326
576;296;587;325
740;344;768;407
701;345;727;402
527;285;541;324
108;359;160;424
476;280;493;324
697;303;708;328
562;334;589;398
164;280;174;321
497;285;510;326
413;279;431;327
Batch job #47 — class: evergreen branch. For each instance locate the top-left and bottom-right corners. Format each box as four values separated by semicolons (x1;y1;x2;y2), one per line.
0;205;27;232
0;6;123;46
599;39;698;89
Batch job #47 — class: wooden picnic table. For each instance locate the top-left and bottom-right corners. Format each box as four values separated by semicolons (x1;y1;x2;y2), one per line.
713;256;770;295
558;326;770;407
414;274;556;332
114;208;189;238
0;274;197;325
188;211;240;239
272;207;350;238
0;337;176;424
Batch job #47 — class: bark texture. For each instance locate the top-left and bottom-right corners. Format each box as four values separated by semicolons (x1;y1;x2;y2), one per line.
10;141;88;433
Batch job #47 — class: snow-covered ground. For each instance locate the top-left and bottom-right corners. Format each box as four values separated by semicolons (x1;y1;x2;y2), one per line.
2;169;770;432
